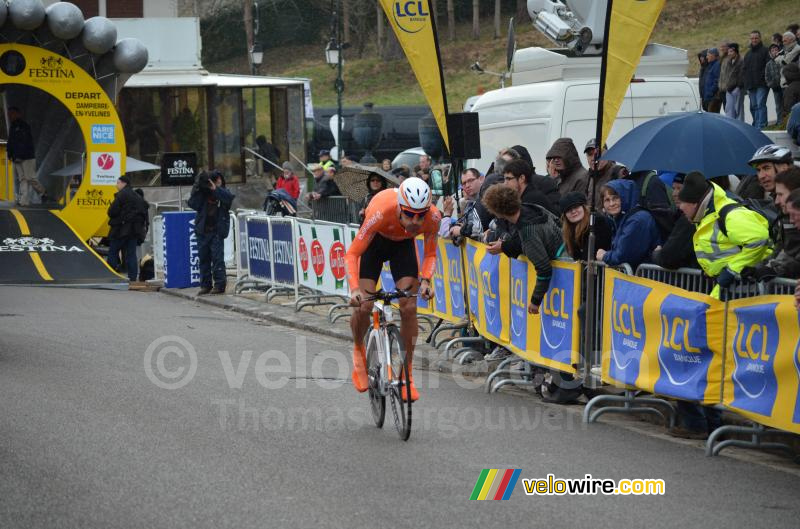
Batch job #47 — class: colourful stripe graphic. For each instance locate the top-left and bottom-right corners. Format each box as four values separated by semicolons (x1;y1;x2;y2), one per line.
470;469;521;500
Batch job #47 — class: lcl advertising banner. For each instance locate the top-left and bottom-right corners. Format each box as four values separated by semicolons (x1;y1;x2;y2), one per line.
601;268;725;404
506;258;582;375
723;296;800;434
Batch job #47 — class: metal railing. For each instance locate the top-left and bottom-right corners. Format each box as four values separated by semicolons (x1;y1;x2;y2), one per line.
636;263;715;294
311;196;360;224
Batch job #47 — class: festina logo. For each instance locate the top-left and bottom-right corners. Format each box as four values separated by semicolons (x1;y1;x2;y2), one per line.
0;237;84;252
167;159;195;176
29;56;75;79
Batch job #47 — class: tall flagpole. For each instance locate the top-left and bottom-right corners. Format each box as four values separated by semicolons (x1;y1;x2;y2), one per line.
584;0;614;388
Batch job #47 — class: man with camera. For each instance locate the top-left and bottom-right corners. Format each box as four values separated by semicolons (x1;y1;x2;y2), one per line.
438;168;484;244
188;170;234;295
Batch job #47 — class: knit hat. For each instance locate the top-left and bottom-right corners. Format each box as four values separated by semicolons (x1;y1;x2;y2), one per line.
729;42;739;53
677;171;709;203
282;161;292;170
118;174;131;186
707;47;719;57
559;191;587;213
673;173;686;185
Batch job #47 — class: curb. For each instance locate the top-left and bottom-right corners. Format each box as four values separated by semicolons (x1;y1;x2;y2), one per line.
159;288;353;342
158;288;492;376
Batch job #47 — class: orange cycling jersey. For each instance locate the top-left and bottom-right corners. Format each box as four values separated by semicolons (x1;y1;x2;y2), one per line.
345;188;441;290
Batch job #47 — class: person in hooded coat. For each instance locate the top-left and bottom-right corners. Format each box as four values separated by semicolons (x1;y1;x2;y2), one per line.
596;179;661;269
545;138;589;196
510;144;562;208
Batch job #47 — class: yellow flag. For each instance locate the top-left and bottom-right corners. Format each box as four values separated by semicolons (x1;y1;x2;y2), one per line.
379;0;450;151
598;0;665;145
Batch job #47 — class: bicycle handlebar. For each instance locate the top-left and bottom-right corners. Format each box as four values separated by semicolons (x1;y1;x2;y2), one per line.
361;289;418;303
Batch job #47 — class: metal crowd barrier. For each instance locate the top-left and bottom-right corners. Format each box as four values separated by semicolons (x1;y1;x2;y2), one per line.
636;263;714;294
311;196;358;224
579;262;678;427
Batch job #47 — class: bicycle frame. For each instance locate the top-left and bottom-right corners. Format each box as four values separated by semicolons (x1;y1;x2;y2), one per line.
367;301;395;398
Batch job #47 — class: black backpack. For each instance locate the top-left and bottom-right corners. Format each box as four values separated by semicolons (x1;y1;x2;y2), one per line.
716;199;779;238
635;171;675;241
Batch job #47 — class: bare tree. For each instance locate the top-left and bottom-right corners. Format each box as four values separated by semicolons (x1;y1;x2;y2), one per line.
376;2;385;57
343;0;350;45
347;0;374;58
494;0;501;38
471;0;479;39
516;0;529;24
244;0;254;57
446;0;455;41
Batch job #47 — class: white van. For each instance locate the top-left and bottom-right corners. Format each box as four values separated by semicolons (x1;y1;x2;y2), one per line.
468;44;701;173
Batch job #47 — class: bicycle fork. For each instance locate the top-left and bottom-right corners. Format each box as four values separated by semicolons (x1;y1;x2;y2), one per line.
370;305;394;397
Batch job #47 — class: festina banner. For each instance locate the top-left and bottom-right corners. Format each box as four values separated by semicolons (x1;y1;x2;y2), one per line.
596;0;665;146
379;0;450;152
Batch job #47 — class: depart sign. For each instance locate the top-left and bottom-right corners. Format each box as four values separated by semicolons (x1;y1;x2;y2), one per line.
0;44;127;240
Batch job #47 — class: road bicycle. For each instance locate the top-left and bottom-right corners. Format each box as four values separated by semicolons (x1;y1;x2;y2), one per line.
361;289;415;441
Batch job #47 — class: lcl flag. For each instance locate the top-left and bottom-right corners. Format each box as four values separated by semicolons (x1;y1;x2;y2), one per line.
379;0;450;152
596;0;665;146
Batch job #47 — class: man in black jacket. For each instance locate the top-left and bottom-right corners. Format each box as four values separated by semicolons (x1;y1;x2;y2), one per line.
483;185;563;314
486;159;559;259
188;170;235;295
743;31;771;129
106;175;147;281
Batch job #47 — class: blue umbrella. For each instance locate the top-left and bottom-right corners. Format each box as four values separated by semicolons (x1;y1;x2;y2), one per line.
601;111;773;178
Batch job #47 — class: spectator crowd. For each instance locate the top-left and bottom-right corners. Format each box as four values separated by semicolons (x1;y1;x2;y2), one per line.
434;124;799;436
698;25;800;141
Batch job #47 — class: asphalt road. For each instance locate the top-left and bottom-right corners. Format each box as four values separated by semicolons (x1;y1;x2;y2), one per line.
1;286;798;529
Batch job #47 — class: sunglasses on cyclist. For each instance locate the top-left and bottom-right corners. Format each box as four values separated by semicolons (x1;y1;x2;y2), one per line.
401;208;429;219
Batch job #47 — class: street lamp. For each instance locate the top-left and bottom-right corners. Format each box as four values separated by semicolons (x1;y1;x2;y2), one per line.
250;42;263;76
325;0;344;162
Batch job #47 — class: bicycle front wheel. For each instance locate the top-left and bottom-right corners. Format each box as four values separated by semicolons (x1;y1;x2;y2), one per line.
365;329;385;428
387;325;412;441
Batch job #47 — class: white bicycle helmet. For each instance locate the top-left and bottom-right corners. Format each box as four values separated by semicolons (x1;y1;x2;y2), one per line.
397;176;432;211
749;144;793;167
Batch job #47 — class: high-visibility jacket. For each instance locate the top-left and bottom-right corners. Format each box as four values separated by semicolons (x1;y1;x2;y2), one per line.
693;183;773;298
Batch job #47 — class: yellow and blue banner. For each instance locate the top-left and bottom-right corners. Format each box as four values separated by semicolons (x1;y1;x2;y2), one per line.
601;269;724;404
414;237;433;314
379;0;449;151
723;295;800;434
430;239;467;323
507;258;582;374
465;239;510;344
597;0;666;145
470;469;521;501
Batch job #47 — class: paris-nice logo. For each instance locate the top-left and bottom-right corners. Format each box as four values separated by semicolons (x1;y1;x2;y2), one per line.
29;55;75;79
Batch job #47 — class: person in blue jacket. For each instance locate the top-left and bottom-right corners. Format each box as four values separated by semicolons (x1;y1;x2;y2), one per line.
596;179;661;270
188;170;235;295
703;48;722;112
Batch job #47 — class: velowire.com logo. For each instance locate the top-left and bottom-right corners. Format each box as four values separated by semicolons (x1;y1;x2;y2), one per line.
469;469;521;501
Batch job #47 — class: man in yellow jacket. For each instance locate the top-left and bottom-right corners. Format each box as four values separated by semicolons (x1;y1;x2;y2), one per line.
677;171;773;298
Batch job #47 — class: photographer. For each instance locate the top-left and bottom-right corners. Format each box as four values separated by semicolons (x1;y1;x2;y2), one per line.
188;170;235;295
106;175;147;281
438;168;484;243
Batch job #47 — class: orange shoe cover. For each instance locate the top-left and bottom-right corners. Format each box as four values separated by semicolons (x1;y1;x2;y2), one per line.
401;376;419;402
352;345;369;393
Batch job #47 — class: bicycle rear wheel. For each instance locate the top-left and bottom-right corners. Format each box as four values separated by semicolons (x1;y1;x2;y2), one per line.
387;325;412;441
365;329;385;428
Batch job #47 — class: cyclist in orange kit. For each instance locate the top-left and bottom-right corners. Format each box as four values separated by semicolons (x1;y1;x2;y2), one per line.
345;177;440;401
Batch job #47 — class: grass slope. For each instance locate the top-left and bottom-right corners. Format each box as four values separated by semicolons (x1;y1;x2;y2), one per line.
208;0;798;111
